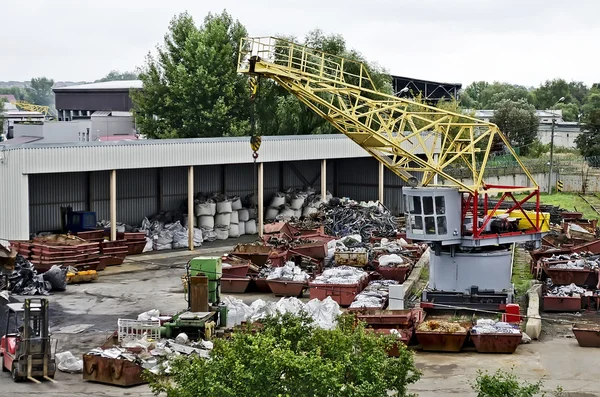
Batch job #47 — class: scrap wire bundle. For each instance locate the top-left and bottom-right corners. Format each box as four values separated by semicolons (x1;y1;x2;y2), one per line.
417;320;467;334
322;200;399;241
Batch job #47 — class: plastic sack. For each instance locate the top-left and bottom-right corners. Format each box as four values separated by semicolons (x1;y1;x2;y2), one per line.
302;206;318;217
223;296;252;327
270;193;286;208
278;205;295;218
198;215;215;229
378;254;405;267
265;208;279;221
231;196;243;211
138;309;160;321
230;210;239;224
172;228;189;249
204;230;217;242
43;265;67;292
238;209;250;222
229;224;240;238
248;207;258;220
209;202;217;216
293;209;302;218
143;237;154;252
304;297;341;330
215;213;231;227
56;351;83;373
290;197;305;210
274;297;305;316
216;227;229;240
238;221;246;236
245;220;257;235
193;228;203;246
195;202;212;217
216;200;233;214
175;333;189;345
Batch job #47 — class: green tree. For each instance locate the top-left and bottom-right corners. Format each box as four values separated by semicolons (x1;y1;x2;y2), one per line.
568;81;589;104
575;90;600;157
26;77;54;106
132;11;251;139
533;78;575;109
462;81;532;109
554;102;579;122
0;86;27;101
95;70;139;82
461;81;490;108
146;313;421;397
491;99;539;155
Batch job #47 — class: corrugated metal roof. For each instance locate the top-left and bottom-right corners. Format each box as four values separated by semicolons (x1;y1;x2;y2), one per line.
3;134;439;175
53;80;143;92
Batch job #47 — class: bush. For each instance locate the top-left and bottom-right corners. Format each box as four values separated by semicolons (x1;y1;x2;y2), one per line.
470;368;563;397
146;312;422;397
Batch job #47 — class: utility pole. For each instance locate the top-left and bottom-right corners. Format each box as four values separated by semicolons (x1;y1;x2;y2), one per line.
547;97;564;194
548;118;555;194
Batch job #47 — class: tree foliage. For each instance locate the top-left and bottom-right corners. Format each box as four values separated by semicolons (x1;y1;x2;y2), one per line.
461;81;532;109
0;86;27;101
95;70;139;82
132;11;250;139
26;77;54;106
575;89;600;157
491;99;539;155
146;312;421;397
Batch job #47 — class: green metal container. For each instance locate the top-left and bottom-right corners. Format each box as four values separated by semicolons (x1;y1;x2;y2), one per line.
189;256;222;304
217;303;228;328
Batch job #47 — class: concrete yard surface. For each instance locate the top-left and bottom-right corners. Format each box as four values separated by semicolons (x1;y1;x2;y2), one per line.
1;254;599;397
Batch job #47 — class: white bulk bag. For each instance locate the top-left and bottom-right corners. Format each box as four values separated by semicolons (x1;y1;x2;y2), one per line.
245;220;257;235
279;206;295;218
270;193;286;208
230;210;239;224
231;197;243;211
293;209;302;218
302;206;318;217
216;200;233;214
238;209;250;222
195;202;213;217
229;223;240;238
215;213;231;227
210;202;217;216
265;207;279;221
290;197;305;210
216;227;229;240
198;215;215;230
238;221;246;236
193;228;203;246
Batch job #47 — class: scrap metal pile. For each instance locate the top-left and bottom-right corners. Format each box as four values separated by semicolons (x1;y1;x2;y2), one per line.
417;320;467;334
545;282;588;297
471;319;521;334
5;255;67;295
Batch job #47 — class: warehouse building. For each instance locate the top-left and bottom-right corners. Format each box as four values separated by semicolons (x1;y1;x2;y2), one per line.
0;134;436;244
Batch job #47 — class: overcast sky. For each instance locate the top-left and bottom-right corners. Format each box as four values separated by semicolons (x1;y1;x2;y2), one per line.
2;0;598;87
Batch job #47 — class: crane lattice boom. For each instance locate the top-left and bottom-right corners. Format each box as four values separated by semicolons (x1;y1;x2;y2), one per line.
237;37;538;196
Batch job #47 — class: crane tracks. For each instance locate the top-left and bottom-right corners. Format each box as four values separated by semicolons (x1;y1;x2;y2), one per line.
578;194;600;217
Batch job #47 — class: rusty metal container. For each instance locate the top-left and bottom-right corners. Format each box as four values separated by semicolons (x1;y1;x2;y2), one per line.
356;309;417;326
470;332;522;353
222;264;250;278
82;333;146;387
252;277;272;293
572;325;600;347
221;277;251;293
309;281;364;307
416;331;468;352
289;241;327;259
266;280;307;297
543;295;582;312
374;264;412;282
543;263;593;286
232;244;272;267
268;250;288;267
334;251;368;267
561;212;583;220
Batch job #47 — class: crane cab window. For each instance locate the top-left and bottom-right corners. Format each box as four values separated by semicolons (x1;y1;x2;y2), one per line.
410;215;423;234
405;195;422;214
423;197;434;215
435;196;445;214
437;216;447;234
425;216;436;235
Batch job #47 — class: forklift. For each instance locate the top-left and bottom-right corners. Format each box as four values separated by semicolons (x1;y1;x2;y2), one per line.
1;298;56;383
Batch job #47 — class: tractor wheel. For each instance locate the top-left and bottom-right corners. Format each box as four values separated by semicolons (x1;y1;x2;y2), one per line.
11;363;23;382
1;356;8;372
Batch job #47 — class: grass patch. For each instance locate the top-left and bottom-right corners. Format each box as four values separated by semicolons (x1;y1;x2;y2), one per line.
419;264;429;283
512;246;533;300
513;192;599;220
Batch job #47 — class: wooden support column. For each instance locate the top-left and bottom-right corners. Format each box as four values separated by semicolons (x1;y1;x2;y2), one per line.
188;166;194;251
258;162;264;238
321;159;327;202
110;170;117;241
378;162;384;204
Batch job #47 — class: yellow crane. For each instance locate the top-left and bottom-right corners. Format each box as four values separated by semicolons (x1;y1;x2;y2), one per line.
238;37;547;309
10;101;55;118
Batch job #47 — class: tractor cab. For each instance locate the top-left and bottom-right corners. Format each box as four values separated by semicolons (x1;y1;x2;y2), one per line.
0;299;56;382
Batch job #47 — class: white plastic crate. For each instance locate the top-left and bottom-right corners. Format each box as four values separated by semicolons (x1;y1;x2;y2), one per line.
117;318;161;342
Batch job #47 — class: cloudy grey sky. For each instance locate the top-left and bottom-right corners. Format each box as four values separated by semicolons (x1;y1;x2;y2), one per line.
2;0;598;87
